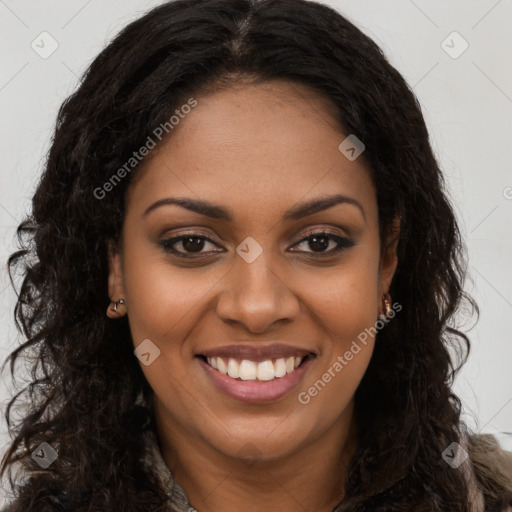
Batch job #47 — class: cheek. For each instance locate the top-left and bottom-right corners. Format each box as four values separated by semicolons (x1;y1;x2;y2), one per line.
121;253;213;414
122;252;220;346
296;288;377;426
305;256;380;348
299;254;379;399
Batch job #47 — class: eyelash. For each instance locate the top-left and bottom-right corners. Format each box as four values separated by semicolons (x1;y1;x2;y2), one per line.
158;230;355;258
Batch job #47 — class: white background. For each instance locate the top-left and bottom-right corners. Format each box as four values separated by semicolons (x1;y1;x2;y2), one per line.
1;0;511;506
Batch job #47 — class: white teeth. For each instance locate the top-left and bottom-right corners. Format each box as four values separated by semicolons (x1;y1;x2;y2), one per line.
257;360;275;381
227;359;239;379
274;358;287;377
205;355;306;381
239;360;257;380
217;357;227;375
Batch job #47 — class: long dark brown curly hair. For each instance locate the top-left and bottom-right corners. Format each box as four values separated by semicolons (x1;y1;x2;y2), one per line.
1;0;511;510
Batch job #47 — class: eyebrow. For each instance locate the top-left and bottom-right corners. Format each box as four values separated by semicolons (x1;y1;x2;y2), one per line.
143;194;366;222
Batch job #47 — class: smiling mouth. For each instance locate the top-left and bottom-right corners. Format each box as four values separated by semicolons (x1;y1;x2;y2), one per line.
197;355;313;382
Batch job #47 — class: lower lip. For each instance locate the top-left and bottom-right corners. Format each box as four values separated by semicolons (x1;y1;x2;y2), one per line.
197;356;314;403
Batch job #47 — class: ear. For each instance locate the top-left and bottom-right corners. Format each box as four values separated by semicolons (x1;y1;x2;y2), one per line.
379;215;400;297
106;239;126;319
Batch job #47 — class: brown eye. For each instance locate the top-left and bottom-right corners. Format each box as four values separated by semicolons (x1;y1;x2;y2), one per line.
158;230;355;259
291;231;355;255
159;234;221;256
179;236;207;253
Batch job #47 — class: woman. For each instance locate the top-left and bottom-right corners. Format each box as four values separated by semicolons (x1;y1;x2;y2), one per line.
1;0;511;510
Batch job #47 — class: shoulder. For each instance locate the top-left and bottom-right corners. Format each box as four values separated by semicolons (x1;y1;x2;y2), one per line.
466;432;512;512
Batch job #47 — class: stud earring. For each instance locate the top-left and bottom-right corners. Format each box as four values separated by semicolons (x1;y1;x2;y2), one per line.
110;299;126;312
107;298;127;318
379;293;392;321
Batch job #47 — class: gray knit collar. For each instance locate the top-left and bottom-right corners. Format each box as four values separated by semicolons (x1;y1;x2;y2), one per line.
139;414;483;512
138;425;344;512
140;427;197;512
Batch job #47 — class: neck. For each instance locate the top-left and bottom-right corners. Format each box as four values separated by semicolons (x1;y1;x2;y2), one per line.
155;400;358;512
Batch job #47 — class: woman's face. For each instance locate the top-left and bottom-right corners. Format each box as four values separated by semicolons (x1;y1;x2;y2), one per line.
108;79;398;464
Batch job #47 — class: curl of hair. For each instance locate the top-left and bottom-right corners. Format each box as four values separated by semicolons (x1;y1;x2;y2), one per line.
2;0;511;510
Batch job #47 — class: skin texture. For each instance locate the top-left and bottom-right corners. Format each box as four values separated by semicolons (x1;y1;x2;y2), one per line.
107;80;399;512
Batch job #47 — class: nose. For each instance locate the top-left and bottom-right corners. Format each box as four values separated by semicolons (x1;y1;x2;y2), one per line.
215;249;300;333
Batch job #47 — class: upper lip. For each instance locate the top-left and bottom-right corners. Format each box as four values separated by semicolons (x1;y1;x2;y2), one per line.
198;343;315;362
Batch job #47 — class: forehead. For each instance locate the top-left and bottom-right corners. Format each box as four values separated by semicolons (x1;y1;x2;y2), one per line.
126;80;376;225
